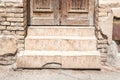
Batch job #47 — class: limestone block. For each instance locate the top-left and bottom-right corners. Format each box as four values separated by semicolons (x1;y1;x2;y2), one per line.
6;8;23;13
98;39;108;44
99;0;120;7
7;26;24;31
116;54;120;67
28;27;95;37
62;55;101;69
14;14;24;18
0;3;5;7
1;21;10;26
11;22;24;26
16;31;25;35
107;45;120;69
5;3;23;8
98;12;113;43
98;12;108;17
0;18;5;22
2;30;11;35
112;7;120;18
1;0;23;3
0;26;6;30
17;51;101;69
0;8;5;13
0;35;17;56
7;18;24;22
25;36;97;51
107;41;118;67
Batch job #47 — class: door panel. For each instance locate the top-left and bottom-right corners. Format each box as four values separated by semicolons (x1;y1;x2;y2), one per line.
30;0;94;26
30;0;59;25
33;0;52;12
61;0;94;25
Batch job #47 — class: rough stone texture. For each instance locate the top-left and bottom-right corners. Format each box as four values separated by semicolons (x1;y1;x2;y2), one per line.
25;37;97;51
116;41;120;52
0;56;15;65
0;0;26;51
107;41;118;67
0;35;17;56
0;0;27;65
28;27;95;37
106;41;120;68
96;0;120;69
112;8;120;18
0;69;120;80
17;51;101;69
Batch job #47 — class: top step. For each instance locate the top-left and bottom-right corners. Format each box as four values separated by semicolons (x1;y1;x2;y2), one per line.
27;26;95;37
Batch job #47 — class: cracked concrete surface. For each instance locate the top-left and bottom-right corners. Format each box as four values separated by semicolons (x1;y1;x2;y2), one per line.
0;66;120;80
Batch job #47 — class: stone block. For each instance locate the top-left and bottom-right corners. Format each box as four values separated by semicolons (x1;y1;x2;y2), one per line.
98;12;108;17
0;35;17;56
25;36;97;51
0;8;5;13
5;3;23;8
7;26;24;31
98;39;108;44
28;26;95;37
0;3;5;7
6;8;23;13
16;35;25;40
98;12;113;43
1;21;10;26
11;22;24;26
14;14;24;18
0;26;6;30
3;30;16;35
7;18;24;22
5;13;15;17
17;50;101;69
0;18;5;21
62;55;101;69
17;43;24;48
2;30;11;35
16;31;25;35
112;7;120;18
3;0;23;3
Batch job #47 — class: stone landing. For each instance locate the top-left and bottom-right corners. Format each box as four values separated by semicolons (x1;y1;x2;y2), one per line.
17;26;101;69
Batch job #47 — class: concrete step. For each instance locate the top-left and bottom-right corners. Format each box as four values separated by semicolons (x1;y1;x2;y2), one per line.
17;50;101;69
25;36;97;51
27;26;95;37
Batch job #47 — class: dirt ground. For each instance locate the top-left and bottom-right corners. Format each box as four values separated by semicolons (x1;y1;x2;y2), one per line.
0;66;120;80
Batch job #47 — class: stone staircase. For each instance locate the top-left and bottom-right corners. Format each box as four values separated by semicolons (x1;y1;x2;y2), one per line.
17;26;101;69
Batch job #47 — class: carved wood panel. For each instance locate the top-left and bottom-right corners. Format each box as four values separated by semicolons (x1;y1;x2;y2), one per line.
60;0;94;25
33;0;53;12
69;0;88;12
30;0;59;25
30;0;94;26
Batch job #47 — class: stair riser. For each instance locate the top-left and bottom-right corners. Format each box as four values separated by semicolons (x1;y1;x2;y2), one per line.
25;39;97;51
28;28;95;37
17;55;101;69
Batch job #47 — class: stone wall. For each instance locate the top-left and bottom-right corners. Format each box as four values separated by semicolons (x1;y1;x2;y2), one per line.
97;0;120;70
0;0;26;65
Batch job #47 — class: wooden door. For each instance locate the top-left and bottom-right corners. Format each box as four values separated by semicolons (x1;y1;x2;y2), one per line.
60;0;94;25
30;0;60;25
30;0;94;26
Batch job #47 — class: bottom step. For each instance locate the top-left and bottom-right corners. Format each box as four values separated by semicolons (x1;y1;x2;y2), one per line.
17;50;101;69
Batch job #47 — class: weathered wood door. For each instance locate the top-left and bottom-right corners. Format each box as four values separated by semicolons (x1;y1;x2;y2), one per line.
30;0;59;25
30;0;94;25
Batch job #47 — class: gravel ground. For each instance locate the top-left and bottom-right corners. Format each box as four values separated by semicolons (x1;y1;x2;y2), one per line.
0;66;120;80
